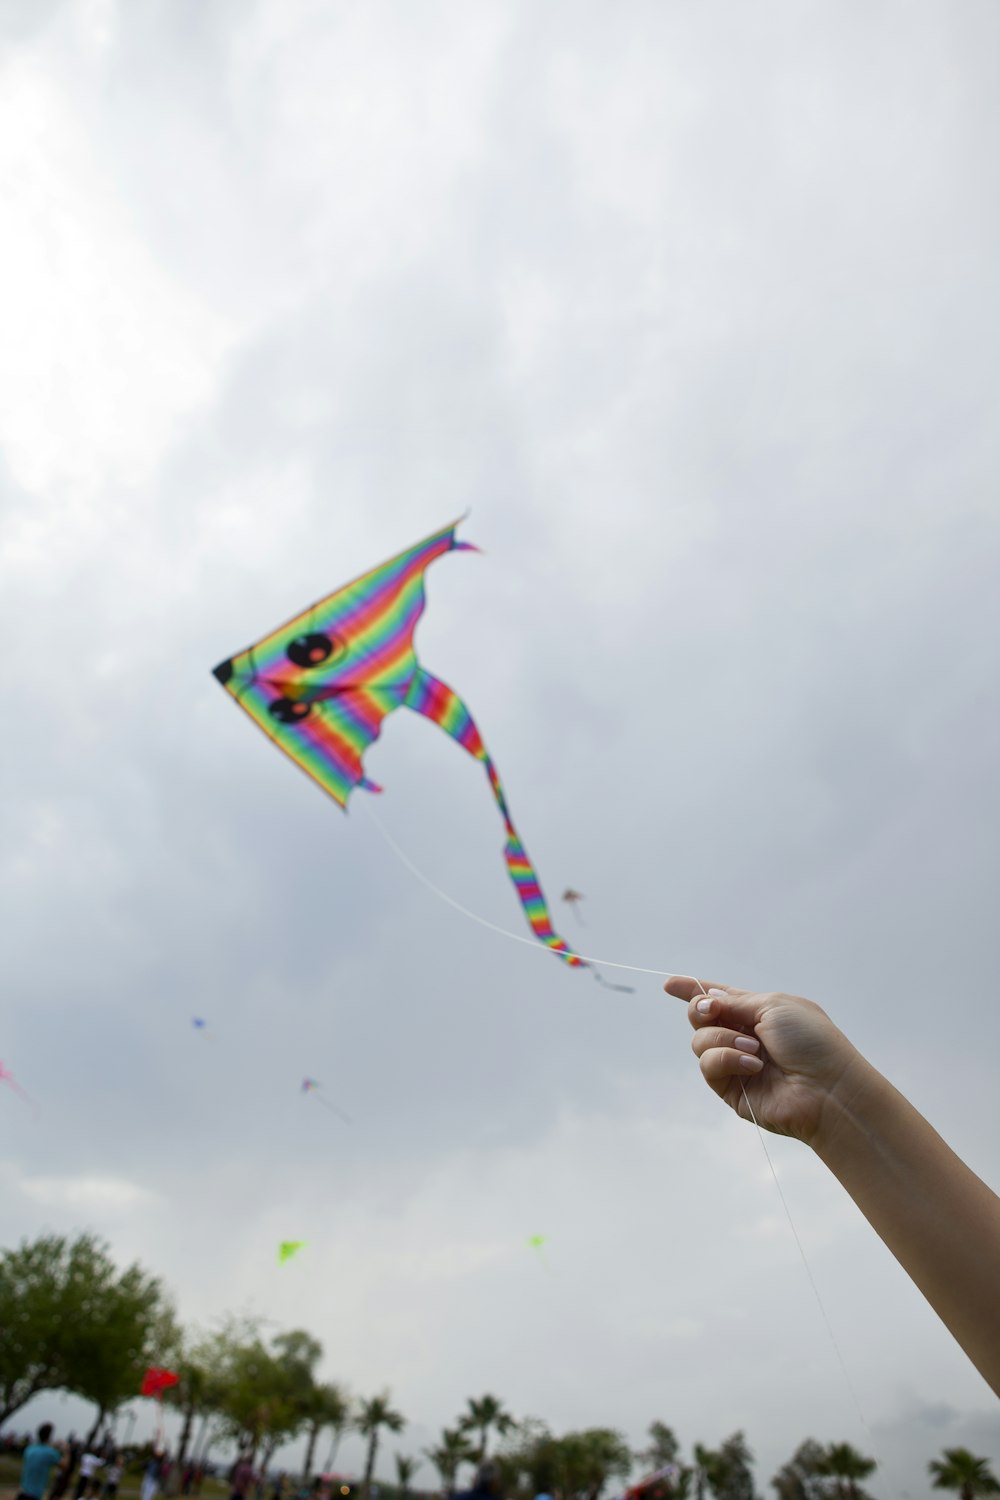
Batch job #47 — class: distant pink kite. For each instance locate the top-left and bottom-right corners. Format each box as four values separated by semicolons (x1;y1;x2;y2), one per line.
0;1061;30;1103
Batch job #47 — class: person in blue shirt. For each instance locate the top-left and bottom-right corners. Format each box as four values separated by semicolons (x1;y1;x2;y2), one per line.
18;1423;65;1500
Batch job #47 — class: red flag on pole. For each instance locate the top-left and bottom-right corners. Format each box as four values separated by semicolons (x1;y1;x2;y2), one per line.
141;1368;179;1397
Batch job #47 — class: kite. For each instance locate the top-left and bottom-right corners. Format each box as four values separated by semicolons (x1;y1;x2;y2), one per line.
278;1240;306;1264
212;519;581;967
562;888;586;923
0;1061;30;1103
302;1077;352;1124
191;1017;207;1030
558;891;636;992
140;1368;179;1397
527;1234;552;1272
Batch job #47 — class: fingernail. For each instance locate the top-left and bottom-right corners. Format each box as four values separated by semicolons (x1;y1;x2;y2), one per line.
734;1035;760;1053
708;988;728;998
739;1054;764;1073
696;998;714;1015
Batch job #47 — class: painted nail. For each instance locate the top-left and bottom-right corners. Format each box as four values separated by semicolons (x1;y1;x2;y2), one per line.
708;988;729;998
734;1035;760;1053
696;998;714;1015
739;1054;764;1072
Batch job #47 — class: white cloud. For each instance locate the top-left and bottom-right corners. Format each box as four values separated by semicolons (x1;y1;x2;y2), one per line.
0;4;998;1497
19;1172;159;1211
0;52;233;512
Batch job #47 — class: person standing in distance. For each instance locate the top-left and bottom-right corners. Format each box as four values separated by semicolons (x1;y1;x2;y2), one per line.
17;1424;64;1500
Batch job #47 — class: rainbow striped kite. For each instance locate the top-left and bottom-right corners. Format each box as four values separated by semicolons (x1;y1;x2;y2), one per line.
213;519;581;967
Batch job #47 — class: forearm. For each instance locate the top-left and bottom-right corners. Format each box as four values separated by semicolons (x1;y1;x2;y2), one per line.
813;1057;1000;1396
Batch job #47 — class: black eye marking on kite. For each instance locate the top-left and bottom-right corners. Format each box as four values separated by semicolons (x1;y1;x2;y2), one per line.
287;632;337;669
268;698;312;725
212;658;234;685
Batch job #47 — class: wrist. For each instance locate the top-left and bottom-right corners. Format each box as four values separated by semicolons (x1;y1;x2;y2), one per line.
806;1046;888;1159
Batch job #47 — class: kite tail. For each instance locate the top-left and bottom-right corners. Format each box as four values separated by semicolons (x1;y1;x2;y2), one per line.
405;670;583;966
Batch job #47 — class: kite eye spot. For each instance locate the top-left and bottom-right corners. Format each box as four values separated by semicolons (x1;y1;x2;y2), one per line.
269;698;312;725
287;632;337;669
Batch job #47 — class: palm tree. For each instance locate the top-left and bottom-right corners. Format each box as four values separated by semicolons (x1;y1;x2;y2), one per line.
929;1450;1000;1500
816;1443;877;1500
357;1392;405;1500
459;1395;516;1461
640;1423;680;1472
425;1428;477;1496
395;1454;419;1500
302;1383;352;1482
692;1444;723;1500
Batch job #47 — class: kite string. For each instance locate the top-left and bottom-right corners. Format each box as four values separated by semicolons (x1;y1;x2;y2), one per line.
361;800;698;982
364;800;889;1489
735;1075;882;1471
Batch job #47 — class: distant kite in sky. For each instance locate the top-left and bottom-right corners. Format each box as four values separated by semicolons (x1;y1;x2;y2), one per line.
561;888;586;925
558;890;635;991
212;520;581;968
527;1234;552;1272
192;1017;207;1030
278;1240;306;1265
302;1077;352;1124
0;1061;30;1103
140;1368;179;1397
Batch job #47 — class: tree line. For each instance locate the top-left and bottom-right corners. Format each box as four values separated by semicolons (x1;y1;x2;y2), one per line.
1;1235;997;1500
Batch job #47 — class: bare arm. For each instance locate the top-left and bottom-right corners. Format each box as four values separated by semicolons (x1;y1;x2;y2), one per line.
665;977;1000;1397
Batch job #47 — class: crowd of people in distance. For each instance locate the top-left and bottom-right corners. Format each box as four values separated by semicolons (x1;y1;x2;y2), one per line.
11;1426;210;1500
10;1427;509;1500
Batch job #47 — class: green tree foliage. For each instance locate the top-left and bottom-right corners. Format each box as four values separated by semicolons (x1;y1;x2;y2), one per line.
395;1454;419;1500
0;1233;82;1423
0;1233;173;1431
302;1382;353;1481
459;1395;517;1461
163;1335;228;1466
496;1418;556;1497
357;1391;406;1499
771;1440;827;1500
929;1450;1000;1500
636;1422;693;1500
641;1424;682;1471
560;1429;633;1500
210;1318;313;1464
814;1444;876;1500
497;1422;630;1500
425;1427;478;1495
694;1434;756;1500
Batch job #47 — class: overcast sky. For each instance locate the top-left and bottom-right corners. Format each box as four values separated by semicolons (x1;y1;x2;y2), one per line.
1;1;999;1495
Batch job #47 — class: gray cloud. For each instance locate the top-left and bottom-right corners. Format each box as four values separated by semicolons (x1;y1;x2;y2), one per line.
1;1;999;1496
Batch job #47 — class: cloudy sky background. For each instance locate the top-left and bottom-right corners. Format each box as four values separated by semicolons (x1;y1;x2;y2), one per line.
1;0;999;1493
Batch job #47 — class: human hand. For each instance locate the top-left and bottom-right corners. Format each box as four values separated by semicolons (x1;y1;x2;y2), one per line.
664;977;867;1145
